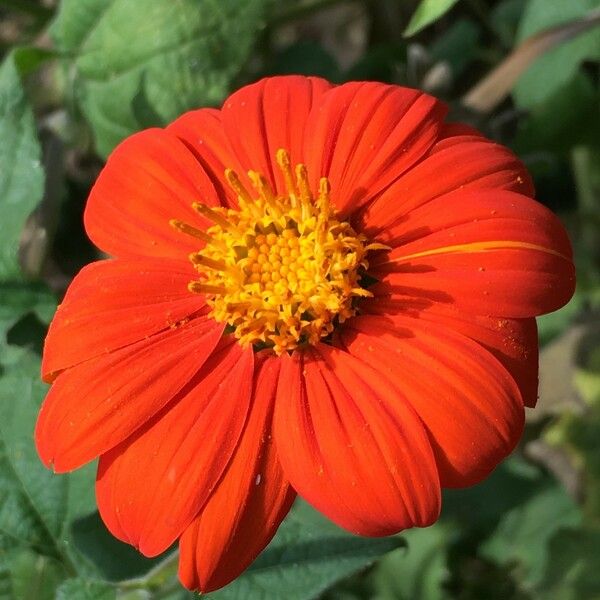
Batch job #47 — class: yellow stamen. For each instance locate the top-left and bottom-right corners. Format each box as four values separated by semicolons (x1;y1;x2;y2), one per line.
248;170;276;204
276;149;298;206
295;164;312;220
189;254;228;272
224;168;254;206
193;202;233;229
366;242;391;251
169;219;213;243
173;148;378;355
188;282;227;295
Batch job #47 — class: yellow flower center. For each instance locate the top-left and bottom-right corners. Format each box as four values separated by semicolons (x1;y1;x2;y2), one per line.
171;149;383;354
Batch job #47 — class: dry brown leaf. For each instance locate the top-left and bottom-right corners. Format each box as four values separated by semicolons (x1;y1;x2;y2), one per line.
462;8;600;113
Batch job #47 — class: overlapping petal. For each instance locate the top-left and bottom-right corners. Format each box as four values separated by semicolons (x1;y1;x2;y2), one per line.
36;316;223;472
358;139;534;243
338;315;525;487
167;108;241;208
178;354;295;592
84;128;222;260
42;257;202;382
369;189;575;318
302;82;447;218
362;298;539;407
220;75;332;193
95;340;253;556
274;345;440;536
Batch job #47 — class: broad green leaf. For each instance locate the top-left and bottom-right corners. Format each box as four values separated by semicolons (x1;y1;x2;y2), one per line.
429;18;481;77
573;328;600;407
491;0;528;48
572;145;600;279
404;0;460;37
267;41;340;81
52;0;270;157
371;524;451;600
537;527;600;599
545;334;600;521
0;52;44;279
0;347;67;558
0;345;97;583
480;485;582;588
112;551;195;599
0;556;11;598
0;281;56;339
8;548;68;600
56;577;116;600
536;297;582;347
12;47;57;77
513;0;600;108
442;457;543;529
345;43;407;83
514;73;600;155
71;511;164;581
207;500;403;600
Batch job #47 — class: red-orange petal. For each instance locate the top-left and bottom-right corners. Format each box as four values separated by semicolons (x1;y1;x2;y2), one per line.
274;345;440;536
303;82;446;218
370;189;575;318
96;341;254;556
42;258;202;382
437;122;484;141
35;317;223;472
220;75;332;194
361;298;539;408
167;108;241;209
178;353;295;593
338;315;525;487
84;128;222;260
358;138;534;244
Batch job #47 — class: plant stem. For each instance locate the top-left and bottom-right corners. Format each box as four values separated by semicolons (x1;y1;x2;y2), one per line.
118;551;181;595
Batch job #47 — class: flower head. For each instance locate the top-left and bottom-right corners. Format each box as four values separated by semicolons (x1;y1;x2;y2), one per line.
35;76;575;592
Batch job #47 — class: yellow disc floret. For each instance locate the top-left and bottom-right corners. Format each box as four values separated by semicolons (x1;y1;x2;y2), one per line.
171;149;383;354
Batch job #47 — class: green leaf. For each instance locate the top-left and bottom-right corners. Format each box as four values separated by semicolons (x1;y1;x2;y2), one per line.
537;527;600;599
52;0;270;157
12;46;57;78
442;457;544;530
491;0;528;48
404;0;460;37
371;524;451;600
7;548;68;600
267;41;340;81
480;485;582;588
345;43;407;83
0;282;56;338
56;577;116;600
0;347;66;557
536;290;585;347
429;18;481;78
0;345;97;582
0;52;45;279
545;340;600;521
514;72;600;155
573;328;600;407
207;500;403;600
71;511;164;581
513;0;600;108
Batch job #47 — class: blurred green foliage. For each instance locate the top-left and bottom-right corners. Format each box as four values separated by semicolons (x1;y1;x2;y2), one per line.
0;0;599;598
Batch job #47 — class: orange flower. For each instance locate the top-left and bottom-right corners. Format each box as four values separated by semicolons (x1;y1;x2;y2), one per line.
35;76;575;592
